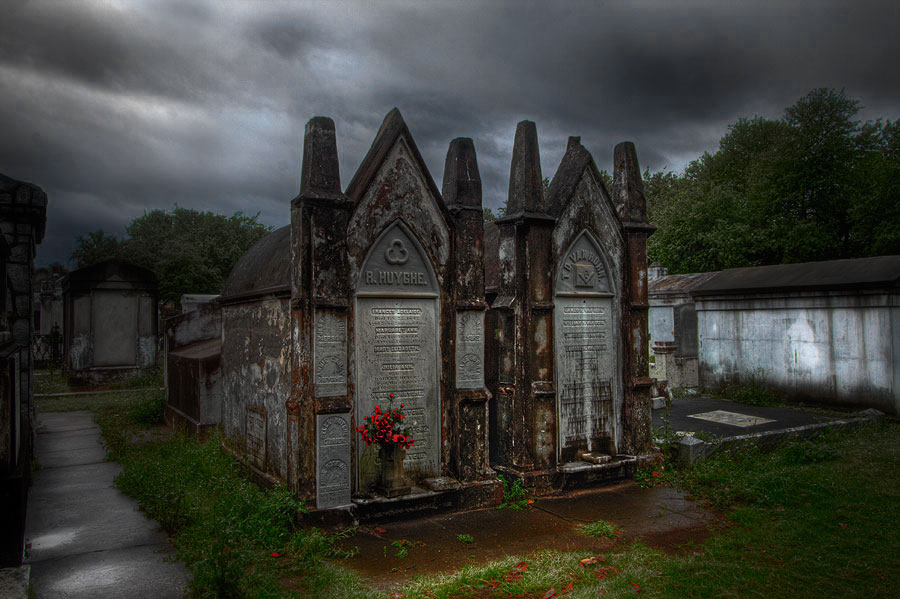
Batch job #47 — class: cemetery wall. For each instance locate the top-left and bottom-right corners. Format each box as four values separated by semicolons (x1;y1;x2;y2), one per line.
694;257;900;416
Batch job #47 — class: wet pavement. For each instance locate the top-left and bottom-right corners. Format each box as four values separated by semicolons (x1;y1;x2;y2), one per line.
24;411;190;598
337;481;716;588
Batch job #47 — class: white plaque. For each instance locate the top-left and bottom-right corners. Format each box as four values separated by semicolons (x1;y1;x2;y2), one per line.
456;311;484;389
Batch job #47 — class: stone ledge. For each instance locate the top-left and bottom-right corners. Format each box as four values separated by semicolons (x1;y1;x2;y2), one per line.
675;409;886;465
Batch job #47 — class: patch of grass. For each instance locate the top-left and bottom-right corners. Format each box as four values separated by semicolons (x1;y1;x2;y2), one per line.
107;366;164;390
400;421;900;599
456;533;474;544
496;473;530;510
386;539;424;559
33;368;69;394
110;432;372;599
577;519;621;539
35;388;161;413
716;379;784;406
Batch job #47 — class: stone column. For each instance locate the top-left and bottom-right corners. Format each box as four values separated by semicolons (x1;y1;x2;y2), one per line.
613;142;655;456
289;117;354;506
495;121;557;471
442;138;490;482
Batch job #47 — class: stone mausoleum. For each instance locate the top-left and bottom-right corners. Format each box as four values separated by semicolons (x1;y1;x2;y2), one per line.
220;110;656;514
484;127;655;491
220;110;497;514
64;260;158;387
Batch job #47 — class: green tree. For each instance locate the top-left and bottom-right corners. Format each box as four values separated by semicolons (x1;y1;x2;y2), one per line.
647;88;900;273
71;230;121;268
72;207;270;303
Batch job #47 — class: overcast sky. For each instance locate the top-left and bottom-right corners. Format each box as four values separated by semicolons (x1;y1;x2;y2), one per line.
1;0;897;267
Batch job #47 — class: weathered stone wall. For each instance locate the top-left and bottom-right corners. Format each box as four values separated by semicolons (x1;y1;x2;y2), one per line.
0;173;46;566
221;298;291;480
697;291;900;415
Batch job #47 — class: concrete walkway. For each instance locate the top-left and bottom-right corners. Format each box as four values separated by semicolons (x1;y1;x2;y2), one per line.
25;411;190;598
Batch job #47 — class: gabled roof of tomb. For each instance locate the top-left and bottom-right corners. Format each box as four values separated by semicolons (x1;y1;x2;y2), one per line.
650;271;720;297
65;260;157;293
344;108;443;206
546;137;613;220
220;225;290;303
692;256;900;296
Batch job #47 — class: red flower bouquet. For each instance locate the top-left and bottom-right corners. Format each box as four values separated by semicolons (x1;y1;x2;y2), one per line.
355;394;414;450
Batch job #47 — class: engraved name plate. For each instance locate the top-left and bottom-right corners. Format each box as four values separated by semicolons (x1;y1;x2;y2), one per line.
314;310;347;397
456;311;484;389
316;413;352;508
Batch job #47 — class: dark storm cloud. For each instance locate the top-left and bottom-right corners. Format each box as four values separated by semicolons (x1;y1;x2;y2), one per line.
0;0;896;267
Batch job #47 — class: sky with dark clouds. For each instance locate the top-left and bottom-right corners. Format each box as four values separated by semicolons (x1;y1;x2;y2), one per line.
1;0;897;268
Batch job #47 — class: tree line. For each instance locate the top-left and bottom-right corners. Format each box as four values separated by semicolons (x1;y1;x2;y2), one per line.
645;88;899;273
70;207;270;303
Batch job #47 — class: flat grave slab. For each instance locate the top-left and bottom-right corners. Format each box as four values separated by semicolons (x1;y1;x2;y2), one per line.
687;410;775;428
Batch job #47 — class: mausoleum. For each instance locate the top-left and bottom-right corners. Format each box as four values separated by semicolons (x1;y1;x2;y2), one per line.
693;256;900;416
219;110;497;514
63;260;158;386
484;127;656;490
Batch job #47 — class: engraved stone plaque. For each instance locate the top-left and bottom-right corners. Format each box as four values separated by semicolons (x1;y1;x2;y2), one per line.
355;222;440;490
456;311;484;389
356;297;440;488
554;232;619;459
314;310;347;397
246;408;267;469
316;413;352;508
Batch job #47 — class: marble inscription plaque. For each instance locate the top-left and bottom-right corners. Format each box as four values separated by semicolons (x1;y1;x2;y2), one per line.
246;408;266;469
554;297;615;453
316;413;352;508
456;311;484;389
356;297;439;487
554;231;618;457
314;310;347;397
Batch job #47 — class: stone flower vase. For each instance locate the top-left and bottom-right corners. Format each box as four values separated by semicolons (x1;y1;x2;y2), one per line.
378;443;410;498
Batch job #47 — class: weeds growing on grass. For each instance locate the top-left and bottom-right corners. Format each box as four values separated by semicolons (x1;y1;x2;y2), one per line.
496;473;530;510
577;519;622;539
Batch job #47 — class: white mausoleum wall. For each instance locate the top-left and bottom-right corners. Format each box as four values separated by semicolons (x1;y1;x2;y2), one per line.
697;290;900;415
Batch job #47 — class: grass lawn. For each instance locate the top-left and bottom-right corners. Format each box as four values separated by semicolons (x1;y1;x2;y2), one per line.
36;370;900;598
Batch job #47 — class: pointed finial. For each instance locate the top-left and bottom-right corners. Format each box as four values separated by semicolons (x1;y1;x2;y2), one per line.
506;120;545;215
613;141;647;223
442;137;482;208
300;117;341;197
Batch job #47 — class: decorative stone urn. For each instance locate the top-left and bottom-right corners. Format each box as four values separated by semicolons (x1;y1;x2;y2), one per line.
378;444;410;497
